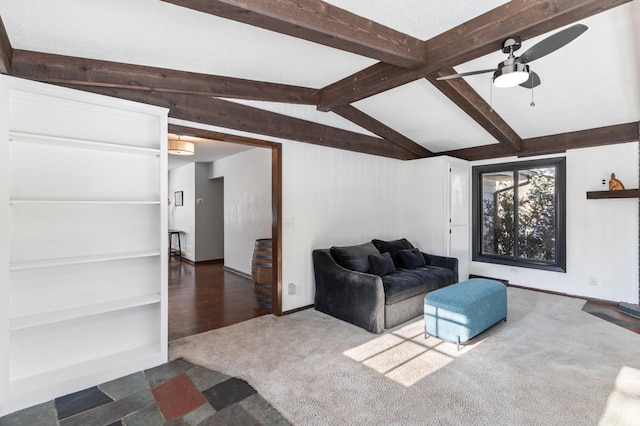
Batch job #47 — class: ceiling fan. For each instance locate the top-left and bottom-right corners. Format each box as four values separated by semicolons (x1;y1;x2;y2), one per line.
437;24;588;89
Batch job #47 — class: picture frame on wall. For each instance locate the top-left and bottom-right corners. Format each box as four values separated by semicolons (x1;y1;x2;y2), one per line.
175;191;183;206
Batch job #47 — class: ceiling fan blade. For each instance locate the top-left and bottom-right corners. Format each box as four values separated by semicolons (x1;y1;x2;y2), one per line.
518;24;588;64
436;69;496;81
519;71;541;89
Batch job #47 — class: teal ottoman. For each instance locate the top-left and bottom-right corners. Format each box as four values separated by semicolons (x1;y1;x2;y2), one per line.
424;278;507;350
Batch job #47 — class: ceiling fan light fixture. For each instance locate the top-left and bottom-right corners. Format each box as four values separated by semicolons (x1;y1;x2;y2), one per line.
492;59;530;88
168;137;194;155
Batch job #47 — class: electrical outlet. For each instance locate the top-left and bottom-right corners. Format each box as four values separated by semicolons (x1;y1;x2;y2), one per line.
288;283;296;295
589;276;597;286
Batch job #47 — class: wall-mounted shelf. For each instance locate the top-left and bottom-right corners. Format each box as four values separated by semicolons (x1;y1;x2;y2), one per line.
9;131;161;155
9;199;161;205
9;344;162;394
9;250;161;271
586;189;639;199
9;293;161;331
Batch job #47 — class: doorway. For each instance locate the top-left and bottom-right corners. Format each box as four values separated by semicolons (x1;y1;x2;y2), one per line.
167;123;283;338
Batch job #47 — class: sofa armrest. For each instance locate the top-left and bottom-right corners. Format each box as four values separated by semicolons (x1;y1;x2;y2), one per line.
423;253;459;283
313;249;385;333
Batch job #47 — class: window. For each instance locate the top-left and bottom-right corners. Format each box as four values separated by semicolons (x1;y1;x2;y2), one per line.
472;158;566;272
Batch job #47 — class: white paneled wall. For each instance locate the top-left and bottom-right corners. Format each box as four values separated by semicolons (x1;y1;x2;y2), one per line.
211;147;272;275
280;142;407;311
166;119;638;309
280;141;639;311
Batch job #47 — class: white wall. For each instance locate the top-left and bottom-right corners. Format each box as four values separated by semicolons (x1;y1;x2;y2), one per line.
169;163;225;262
194;164;224;261
281;142;638;311
167;119;639;310
280;142;407;311
168;163;195;261
469;142;639;304
211;148;272;275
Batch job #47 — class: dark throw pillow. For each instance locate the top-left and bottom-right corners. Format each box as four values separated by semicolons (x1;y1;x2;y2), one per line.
397;248;426;269
330;242;380;273
372;238;414;255
368;252;397;276
372;238;415;267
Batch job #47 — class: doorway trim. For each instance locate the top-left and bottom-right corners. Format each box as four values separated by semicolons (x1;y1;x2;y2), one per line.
169;124;283;315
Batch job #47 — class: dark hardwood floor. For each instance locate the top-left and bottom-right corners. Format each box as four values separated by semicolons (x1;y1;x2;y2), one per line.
169;258;271;341
582;299;640;334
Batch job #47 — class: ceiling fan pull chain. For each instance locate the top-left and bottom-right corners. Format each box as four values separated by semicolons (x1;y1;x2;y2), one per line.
530;81;535;107
489;78;493;110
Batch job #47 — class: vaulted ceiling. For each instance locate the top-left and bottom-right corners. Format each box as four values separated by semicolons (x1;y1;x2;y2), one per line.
0;0;638;163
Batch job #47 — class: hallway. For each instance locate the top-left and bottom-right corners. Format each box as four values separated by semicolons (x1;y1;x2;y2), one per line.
169;259;271;341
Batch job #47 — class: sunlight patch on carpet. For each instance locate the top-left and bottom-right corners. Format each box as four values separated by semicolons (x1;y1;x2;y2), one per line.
343;319;481;387
599;366;640;425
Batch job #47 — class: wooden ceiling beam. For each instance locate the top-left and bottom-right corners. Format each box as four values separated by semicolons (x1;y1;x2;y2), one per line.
160;0;425;68
60;85;418;160
331;104;432;157
318;0;632;111
11;49;427;159
169;123;278;149
520;121;639;155
425;70;522;153
0;16;12;75
11;50;318;104
442;122;639;161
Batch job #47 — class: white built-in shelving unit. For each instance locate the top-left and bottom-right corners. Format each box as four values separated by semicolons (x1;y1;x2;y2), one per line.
0;74;168;415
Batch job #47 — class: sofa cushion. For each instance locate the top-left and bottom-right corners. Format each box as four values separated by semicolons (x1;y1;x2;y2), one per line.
372;238;414;266
330;242;380;273
397;248;427;269
368;252;396;276
382;266;457;305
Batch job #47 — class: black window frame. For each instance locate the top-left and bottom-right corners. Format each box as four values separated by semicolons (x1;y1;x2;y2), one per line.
472;157;566;272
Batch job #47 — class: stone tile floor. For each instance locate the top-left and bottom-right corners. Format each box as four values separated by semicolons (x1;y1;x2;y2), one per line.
0;359;291;426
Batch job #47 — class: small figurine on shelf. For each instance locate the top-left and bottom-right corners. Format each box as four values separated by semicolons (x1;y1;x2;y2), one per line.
608;173;625;191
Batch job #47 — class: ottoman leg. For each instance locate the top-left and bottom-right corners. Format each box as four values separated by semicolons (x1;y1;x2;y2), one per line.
456;336;460;351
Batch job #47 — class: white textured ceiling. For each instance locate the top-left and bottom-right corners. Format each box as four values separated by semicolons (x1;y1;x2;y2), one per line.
0;0;638;163
455;2;640;139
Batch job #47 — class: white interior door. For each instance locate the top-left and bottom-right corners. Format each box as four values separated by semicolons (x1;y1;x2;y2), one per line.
449;163;470;281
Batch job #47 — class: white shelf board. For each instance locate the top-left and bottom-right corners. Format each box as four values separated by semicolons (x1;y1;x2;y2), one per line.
9;199;161;205
9;250;161;271
9;344;162;394
10;293;161;331
9;131;160;156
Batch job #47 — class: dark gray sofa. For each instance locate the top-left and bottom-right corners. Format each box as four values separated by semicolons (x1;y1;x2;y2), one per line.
313;238;458;333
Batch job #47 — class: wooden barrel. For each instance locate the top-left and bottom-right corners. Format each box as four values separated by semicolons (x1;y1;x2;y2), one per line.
251;238;272;310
